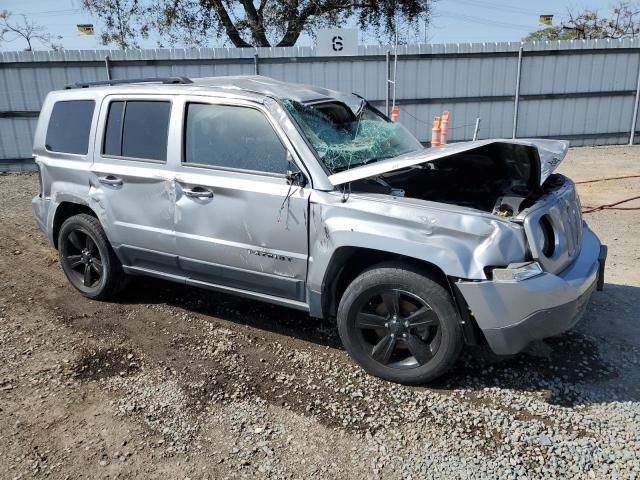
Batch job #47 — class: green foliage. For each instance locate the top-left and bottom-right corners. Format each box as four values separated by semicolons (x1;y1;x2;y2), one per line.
82;0;432;49
82;0;150;49
523;1;640;41
523;27;576;42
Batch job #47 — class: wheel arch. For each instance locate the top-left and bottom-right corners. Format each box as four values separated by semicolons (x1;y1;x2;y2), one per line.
314;246;485;346
52;201;98;249
317;247;445;315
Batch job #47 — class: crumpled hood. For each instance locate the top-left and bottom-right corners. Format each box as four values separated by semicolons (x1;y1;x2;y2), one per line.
327;138;570;187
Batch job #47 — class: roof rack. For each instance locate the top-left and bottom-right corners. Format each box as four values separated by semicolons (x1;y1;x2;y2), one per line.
65;76;193;89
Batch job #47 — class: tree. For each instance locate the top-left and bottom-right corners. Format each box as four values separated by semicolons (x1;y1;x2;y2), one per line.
82;0;432;49
81;0;150;49
524;2;640;41
523;27;575;42
0;10;63;51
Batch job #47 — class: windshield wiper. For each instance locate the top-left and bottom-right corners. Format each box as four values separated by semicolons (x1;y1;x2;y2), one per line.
353;98;366;139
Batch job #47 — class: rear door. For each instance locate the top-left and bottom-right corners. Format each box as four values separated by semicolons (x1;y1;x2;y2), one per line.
88;95;179;273
173;97;310;302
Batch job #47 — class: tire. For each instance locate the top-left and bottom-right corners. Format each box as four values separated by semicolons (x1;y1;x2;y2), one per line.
337;262;463;385
57;213;126;300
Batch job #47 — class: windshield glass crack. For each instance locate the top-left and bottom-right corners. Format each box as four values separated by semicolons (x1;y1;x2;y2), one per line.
282;99;423;173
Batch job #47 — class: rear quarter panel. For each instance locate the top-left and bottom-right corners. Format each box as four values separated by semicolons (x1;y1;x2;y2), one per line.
34;90;104;243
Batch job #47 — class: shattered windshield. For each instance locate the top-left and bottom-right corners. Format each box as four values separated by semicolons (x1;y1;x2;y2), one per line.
282;99;423;172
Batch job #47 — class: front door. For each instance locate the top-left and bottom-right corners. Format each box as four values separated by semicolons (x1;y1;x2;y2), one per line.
173;100;310;301
88;97;178;273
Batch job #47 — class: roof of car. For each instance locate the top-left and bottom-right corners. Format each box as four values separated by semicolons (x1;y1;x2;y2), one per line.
189;75;349;104
60;75;353;105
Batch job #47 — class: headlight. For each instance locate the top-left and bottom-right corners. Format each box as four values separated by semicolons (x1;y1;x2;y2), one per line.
493;261;543;282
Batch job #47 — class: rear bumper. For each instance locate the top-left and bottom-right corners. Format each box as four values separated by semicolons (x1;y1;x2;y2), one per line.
457;225;606;355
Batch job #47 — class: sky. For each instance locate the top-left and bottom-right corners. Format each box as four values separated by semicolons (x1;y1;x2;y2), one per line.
0;0;619;51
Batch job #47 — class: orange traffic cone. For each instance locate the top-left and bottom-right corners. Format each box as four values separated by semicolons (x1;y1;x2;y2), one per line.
390;105;400;122
440;111;450;146
431;116;441;147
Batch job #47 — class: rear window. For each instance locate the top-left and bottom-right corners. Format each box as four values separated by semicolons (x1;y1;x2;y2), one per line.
103;100;171;161
45;100;95;155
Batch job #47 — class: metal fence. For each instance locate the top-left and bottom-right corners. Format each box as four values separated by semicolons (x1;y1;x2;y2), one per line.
3;38;640;170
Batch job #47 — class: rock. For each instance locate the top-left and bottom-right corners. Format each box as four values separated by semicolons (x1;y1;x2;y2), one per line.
538;435;553;447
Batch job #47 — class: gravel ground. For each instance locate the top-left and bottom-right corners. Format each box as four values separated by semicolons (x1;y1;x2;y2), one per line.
0;145;639;479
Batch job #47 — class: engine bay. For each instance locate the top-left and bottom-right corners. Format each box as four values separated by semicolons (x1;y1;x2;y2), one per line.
348;143;565;217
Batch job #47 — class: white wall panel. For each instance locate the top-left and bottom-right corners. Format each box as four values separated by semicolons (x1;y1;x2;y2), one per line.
2;39;640;162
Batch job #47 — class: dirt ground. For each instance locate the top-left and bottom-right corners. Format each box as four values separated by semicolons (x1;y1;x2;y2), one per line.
0;145;639;479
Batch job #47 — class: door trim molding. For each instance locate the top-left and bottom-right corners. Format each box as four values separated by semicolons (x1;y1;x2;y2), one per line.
122;265;310;312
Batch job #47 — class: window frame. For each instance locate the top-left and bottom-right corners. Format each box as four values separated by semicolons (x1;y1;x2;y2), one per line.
44;99;96;157
180;100;292;179
100;97;173;164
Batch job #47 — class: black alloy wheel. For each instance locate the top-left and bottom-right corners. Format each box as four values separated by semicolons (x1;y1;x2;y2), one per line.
62;227;104;289
337;262;464;384
58;213;126;300
354;288;441;369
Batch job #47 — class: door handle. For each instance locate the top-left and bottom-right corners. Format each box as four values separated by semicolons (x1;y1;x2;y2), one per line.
98;175;123;187
183;186;214;199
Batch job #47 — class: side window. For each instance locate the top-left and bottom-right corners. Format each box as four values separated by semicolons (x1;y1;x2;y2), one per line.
184;103;288;174
45;100;95;154
103;101;124;156
103;100;171;161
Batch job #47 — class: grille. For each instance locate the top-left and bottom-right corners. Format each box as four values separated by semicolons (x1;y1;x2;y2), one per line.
558;190;583;259
523;179;584;273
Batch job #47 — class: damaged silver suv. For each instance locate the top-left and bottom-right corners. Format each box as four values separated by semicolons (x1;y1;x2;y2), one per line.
32;75;607;384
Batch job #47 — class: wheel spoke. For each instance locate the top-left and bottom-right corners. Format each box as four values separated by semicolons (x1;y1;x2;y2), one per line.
68;231;83;251
356;312;387;330
90;262;102;276
380;290;400;316
406;306;438;329
83;264;92;287
92;258;103;270
67;254;83;269
405;333;434;365
371;334;396;364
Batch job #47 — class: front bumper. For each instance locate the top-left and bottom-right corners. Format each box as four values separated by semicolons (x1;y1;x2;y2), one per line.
456;225;606;355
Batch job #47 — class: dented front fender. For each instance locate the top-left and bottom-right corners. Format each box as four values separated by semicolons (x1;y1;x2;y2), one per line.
307;190;529;296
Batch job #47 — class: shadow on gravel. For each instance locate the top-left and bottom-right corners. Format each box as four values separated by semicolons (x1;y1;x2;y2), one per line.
435;283;640;407
116;278;639;407
436;334;619;407
118;276;343;348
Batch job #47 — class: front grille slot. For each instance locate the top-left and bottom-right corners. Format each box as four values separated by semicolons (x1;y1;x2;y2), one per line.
553;186;584;262
523;178;584;273
559;197;581;257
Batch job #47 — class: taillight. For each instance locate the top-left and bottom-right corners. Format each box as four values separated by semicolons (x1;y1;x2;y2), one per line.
35;161;43;196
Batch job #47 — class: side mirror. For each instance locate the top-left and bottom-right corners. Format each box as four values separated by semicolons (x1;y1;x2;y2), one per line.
286;168;307;187
285;153;307;186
